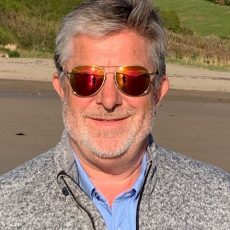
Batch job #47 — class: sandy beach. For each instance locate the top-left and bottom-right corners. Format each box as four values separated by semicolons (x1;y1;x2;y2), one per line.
0;58;230;174
1;57;230;91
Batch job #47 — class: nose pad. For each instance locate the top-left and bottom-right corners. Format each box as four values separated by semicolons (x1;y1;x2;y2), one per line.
95;74;122;110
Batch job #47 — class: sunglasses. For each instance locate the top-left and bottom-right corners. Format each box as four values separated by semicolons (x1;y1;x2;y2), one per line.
62;65;157;97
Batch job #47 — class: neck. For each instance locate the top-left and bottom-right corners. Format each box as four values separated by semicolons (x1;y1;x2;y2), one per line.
70;136;148;205
79;154;144;206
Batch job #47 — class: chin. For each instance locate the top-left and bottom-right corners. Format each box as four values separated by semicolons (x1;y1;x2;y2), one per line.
81;135;133;159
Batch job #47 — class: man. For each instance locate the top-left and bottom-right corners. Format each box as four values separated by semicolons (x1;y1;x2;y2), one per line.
1;0;230;229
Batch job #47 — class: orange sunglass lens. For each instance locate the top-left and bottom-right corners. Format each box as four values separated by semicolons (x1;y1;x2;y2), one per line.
116;66;150;96
70;66;104;96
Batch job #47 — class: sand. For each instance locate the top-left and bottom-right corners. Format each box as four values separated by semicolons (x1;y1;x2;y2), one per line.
0;58;230;174
0;57;230;91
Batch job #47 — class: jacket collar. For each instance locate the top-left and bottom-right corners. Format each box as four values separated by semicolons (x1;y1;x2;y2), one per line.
54;130;158;194
54;130;77;179
144;134;158;195
54;130;106;229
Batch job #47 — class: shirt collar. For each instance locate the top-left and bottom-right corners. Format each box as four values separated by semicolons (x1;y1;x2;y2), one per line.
132;153;147;198
73;153;95;199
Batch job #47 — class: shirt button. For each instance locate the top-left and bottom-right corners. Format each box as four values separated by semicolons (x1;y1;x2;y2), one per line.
95;193;100;200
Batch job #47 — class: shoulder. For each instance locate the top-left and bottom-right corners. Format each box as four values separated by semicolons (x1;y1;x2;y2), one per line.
0;131;68;187
0;148;58;226
0;148;56;186
0;132;86;228
155;146;230;189
0;139;71;228
155;146;230;181
144;146;230;227
153;146;230;211
0;148;58;207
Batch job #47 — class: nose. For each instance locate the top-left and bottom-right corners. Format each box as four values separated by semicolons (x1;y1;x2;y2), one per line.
95;73;122;111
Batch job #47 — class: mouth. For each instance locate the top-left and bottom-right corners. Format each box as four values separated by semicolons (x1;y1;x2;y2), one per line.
87;116;129;127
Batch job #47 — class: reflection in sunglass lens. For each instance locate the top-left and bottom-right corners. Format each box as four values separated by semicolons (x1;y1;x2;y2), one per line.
116;66;150;96
68;65;151;97
70;66;104;96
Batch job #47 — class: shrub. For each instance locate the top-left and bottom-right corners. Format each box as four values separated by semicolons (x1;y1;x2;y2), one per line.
8;50;20;58
160;10;182;33
0;27;16;45
206;0;230;5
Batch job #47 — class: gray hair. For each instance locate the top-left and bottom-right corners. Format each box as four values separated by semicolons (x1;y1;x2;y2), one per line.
54;0;166;88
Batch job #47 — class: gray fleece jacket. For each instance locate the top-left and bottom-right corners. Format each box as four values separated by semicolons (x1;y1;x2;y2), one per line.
1;132;230;229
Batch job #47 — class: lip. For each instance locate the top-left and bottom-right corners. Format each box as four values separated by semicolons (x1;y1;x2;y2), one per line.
87;117;129;126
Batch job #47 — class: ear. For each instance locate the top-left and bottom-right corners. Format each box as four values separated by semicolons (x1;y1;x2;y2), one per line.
52;72;65;101
155;75;169;106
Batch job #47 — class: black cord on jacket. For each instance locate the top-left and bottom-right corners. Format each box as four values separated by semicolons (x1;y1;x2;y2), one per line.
57;170;97;230
136;160;153;230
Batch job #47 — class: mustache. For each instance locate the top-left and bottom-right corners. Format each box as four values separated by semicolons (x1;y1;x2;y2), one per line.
82;107;136;119
62;100;136;119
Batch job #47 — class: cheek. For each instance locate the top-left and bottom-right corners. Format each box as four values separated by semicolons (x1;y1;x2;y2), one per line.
124;95;154;128
140;99;154;120
66;89;94;113
128;93;154;114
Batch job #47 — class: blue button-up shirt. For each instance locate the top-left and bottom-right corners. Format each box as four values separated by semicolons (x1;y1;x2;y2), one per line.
74;153;147;230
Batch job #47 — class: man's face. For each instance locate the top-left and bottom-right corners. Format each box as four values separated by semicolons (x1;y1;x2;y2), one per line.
54;30;168;161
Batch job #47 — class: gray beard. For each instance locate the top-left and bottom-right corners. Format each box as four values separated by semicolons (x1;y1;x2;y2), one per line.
62;100;155;159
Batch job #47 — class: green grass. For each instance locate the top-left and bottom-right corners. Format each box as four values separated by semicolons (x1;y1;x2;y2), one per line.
166;31;230;71
0;0;229;71
0;26;16;44
167;55;230;72
18;49;53;59
0;0;82;50
154;0;230;38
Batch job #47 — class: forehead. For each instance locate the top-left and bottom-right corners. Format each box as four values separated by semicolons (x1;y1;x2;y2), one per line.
68;30;152;68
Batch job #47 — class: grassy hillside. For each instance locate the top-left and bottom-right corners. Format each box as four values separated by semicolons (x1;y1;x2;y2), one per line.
0;0;82;51
155;0;230;70
0;0;229;70
154;0;230;38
